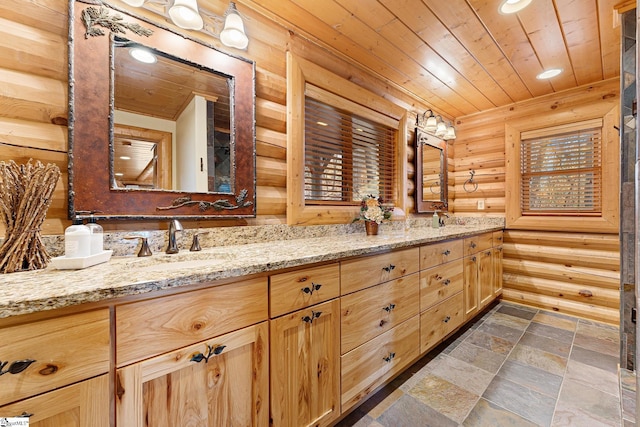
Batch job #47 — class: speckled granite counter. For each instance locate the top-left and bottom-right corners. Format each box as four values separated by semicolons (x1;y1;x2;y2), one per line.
0;221;503;319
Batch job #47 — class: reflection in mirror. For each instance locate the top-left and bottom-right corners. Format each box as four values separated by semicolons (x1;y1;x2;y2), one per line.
414;128;448;213
113;40;232;193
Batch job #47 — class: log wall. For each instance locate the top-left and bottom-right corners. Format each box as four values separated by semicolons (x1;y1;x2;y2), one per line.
0;1;621;324
454;79;621;324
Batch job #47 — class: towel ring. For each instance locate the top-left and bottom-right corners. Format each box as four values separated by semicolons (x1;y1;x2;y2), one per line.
463;170;478;193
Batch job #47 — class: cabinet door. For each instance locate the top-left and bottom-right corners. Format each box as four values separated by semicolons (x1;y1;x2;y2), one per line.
270;299;341;427
116;322;269;427
0;374;109;427
493;246;503;296
463;255;479;319
478;249;494;309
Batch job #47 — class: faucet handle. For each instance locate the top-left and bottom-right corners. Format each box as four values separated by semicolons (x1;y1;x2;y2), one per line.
190;231;209;252
124;235;153;257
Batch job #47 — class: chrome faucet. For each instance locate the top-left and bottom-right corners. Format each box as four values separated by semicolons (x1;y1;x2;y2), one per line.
166;219;184;254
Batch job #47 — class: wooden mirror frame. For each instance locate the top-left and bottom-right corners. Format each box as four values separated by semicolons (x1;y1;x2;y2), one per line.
414;127;448;213
68;0;256;219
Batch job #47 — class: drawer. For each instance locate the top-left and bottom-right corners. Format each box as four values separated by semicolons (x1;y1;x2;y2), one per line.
493;230;504;246
116;277;268;366
419;239;463;270
420;292;464;353
270;263;340;317
341;273;419;354
0;309;110;407
341;316;419;411
463;232;493;256
341;247;419;295
420;259;464;310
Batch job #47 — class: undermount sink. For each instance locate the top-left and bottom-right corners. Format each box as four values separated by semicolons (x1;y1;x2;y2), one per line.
119;251;232;272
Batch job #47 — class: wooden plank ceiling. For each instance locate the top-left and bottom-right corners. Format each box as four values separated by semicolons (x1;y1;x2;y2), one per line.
241;0;622;119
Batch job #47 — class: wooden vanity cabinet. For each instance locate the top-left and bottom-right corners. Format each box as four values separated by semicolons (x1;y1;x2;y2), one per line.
0;309;110;424
419;239;465;353
269;265;341;427
114;277;269;427
0;374;110;426
493;231;504;297
463;233;494;319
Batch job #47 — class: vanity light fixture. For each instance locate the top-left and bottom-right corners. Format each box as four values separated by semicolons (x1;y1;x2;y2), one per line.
129;47;157;64
498;0;532;14
536;68;563;79
168;0;204;30
219;2;249;50
417;110;456;140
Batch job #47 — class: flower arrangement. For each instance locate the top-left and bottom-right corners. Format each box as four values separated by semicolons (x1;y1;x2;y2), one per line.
355;195;394;224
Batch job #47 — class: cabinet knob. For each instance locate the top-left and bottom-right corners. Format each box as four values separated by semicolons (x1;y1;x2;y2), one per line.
442;279;450;286
190;344;226;363
471;256;477;262
443;316;451;323
0;359;36;377
442;249;451;256
302;310;322;323
301;283;322;295
382;264;396;273
470;242;477;249
382;303;396;313
383;352;396;363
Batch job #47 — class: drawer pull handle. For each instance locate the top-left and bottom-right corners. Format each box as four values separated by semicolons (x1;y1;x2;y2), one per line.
382;303;396;313
443;316;451;323
302;311;322;324
442;279;451;286
301;283;322;295
383;352;396;363
442;249;451;256
190;344;226;363
471;256;477;262
382;264;396;272
434;274;442;281
0;359;36;377
486;251;491;256
470;242;477;249
10;412;33;419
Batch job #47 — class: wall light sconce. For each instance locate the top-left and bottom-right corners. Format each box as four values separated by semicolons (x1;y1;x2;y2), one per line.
169;0;204;30
417;110;456;140
120;0;249;49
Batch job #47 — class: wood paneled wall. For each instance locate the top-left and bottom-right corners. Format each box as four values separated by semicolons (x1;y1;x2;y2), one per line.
0;0;436;235
0;0;621;324
454;78;621;324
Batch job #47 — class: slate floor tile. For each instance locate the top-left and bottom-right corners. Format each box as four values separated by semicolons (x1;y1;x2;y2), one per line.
496;359;563;398
408;373;479;423
518;331;572;357
526;321;575;343
570;345;619;374
463;398;539;427
448;341;508;374
483;376;556;426
552;379;622;426
508;343;568;376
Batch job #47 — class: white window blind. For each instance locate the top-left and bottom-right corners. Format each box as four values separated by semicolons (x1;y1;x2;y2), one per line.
520;125;602;215
304;96;395;205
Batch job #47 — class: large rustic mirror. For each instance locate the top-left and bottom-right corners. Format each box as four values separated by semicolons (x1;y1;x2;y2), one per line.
69;0;256;219
414;128;448;213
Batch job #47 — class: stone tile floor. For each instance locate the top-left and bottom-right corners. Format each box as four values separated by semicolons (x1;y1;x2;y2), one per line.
336;301;635;427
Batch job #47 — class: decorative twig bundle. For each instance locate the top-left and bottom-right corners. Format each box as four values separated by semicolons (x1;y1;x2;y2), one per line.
0;160;61;273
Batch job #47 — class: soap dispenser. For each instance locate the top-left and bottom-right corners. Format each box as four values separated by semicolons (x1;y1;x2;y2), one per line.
432;211;440;228
65;215;90;258
86;212;104;255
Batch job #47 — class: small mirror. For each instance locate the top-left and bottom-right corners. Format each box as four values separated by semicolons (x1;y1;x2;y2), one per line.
69;1;256;219
414;128;448;212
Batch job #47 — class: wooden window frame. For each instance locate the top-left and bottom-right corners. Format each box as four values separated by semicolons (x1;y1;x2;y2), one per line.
286;52;408;225
505;107;619;233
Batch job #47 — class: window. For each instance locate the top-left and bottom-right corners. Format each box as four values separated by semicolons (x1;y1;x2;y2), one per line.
304;97;395;205
286;53;407;225
520;125;601;215
505;114;618;233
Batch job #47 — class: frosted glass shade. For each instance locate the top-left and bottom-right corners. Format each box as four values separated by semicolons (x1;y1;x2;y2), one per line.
168;0;203;30
220;8;248;49
121;0;145;6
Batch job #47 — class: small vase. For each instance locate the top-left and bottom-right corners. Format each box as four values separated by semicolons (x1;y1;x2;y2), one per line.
365;221;379;236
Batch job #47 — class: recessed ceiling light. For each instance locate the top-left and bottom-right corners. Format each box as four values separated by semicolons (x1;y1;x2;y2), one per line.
317;121;328;126
129;47;157;64
119;156;131;160
499;0;532;14
115;172;124;177
536;68;563;79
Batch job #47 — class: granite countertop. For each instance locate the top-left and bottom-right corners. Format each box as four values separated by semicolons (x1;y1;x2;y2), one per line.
0;223;502;319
